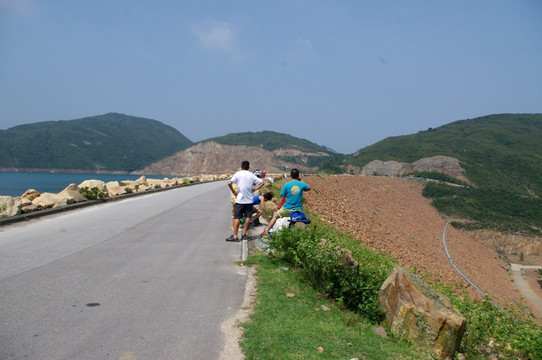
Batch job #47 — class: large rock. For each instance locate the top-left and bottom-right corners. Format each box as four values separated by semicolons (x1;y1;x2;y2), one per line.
378;266;466;360
21;189;41;201
0;196;22;217
32;192;74;209
78;179;107;192
58;184;88;202
106;181;132;197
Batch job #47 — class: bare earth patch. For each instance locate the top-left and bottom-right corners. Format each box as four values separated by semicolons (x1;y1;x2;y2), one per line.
303;176;522;306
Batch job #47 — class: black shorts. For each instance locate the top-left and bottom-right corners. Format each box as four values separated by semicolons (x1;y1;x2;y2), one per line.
234;203;253;220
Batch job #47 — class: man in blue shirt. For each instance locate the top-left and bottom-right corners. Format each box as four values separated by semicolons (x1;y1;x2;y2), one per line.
261;168;310;237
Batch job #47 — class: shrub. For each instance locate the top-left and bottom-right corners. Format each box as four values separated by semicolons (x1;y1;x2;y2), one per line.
430;281;542;359
79;187;105;200
268;221;396;321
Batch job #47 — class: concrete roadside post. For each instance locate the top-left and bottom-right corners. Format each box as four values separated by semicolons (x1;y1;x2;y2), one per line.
241;238;248;261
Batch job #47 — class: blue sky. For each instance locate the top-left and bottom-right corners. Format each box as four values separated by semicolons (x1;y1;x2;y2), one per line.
1;1;541;154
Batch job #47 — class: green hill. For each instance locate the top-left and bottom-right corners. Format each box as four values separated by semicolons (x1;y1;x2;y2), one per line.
346;113;542;233
202;130;334;153
0;113;193;172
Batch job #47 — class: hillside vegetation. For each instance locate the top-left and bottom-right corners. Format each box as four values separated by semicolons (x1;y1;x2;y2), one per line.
347;114;542;233
0;113;193;172
203;130;333;153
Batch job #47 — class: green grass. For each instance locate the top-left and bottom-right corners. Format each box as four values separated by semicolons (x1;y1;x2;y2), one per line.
240;254;428;360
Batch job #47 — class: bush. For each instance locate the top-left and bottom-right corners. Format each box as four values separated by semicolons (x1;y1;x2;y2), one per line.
79;187;105;200
434;284;542;359
268;222;396;321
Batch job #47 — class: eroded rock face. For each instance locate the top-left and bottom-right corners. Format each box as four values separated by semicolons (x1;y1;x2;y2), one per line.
404;156;466;180
378;266;466;360
359;155;467;181
361;160;405;177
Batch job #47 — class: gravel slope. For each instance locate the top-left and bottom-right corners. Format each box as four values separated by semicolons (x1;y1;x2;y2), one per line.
303;175;521;306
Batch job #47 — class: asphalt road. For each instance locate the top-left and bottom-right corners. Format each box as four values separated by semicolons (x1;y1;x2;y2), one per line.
0;181;247;360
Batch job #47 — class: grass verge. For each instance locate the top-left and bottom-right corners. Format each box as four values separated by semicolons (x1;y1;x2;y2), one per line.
239;253;429;360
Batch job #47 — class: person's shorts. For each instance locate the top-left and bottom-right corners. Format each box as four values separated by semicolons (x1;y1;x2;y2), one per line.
277;207;299;218
234;203;253;220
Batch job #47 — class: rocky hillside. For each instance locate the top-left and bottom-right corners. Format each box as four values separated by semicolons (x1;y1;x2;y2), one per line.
135;141;332;176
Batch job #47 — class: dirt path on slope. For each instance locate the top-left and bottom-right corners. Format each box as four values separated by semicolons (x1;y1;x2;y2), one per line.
303;176;522;307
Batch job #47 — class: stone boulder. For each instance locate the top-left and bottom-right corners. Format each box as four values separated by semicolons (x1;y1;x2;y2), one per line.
21;189;41;201
196;174;216;182
378;266;466;360
120;176;149;192
78;179;107;192
106;181;133;197
32;192;74;209
146;178;165;189
58;184;88;203
1;196;23;217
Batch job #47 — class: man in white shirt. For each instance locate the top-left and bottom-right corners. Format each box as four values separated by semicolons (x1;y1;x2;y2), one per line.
227;160;264;242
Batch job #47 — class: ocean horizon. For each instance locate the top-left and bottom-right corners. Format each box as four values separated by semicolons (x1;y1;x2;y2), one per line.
0;171;169;197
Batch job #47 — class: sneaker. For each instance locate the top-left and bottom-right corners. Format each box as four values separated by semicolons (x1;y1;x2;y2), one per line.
226;235;239;242
241;234;249;240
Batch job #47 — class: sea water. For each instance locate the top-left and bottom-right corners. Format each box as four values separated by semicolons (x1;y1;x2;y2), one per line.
0;172;148;197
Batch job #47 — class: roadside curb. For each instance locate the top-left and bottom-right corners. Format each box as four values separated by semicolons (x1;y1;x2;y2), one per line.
0;181;211;227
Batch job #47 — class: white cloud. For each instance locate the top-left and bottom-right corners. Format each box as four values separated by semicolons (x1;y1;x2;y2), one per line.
192;19;245;61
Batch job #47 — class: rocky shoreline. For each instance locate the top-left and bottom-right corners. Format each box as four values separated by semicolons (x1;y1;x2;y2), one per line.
0;174;232;223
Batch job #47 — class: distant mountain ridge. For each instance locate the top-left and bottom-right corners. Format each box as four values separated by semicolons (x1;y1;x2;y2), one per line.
0;113;193;172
